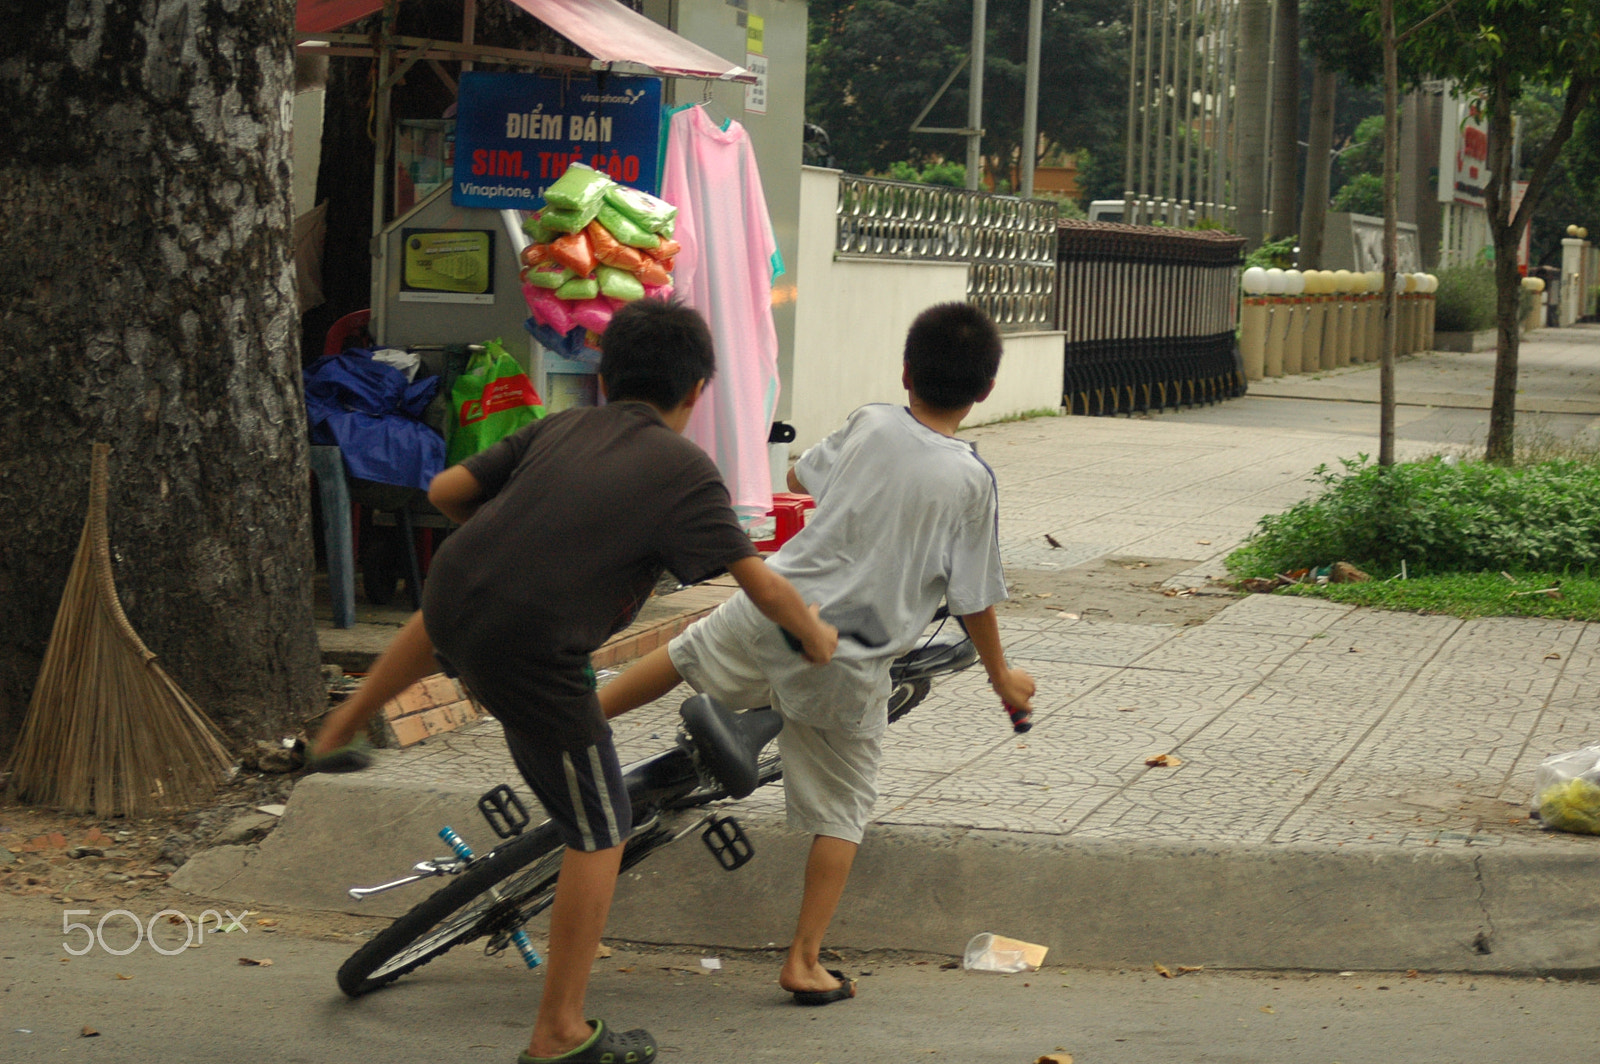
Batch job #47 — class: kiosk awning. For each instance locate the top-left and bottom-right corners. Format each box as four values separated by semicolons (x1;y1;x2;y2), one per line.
295;0;753;82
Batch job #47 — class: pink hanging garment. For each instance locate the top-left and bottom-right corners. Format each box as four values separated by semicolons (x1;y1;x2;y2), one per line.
660;105;780;518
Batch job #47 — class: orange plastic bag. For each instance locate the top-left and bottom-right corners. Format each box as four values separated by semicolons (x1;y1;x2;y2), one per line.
645;237;681;262
586;220;647;272
520;242;553;269
634;257;672;287
548;231;597;278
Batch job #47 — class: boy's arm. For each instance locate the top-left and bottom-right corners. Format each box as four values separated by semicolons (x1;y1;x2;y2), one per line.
726;556;838;665
958;606;1036;711
428;465;486;525
786;466;806;493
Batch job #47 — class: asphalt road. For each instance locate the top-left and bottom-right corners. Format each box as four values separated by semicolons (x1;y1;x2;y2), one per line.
2;894;1595;1064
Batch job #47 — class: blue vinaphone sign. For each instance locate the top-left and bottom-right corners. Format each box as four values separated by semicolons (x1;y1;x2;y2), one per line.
452;71;663;210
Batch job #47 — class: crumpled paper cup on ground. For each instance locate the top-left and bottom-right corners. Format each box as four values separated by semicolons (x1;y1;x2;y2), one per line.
962;932;1048;973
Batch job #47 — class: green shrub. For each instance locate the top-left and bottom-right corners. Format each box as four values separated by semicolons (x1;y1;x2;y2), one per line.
1332;172;1385;215
885;160;966;187
1246;235;1297;269
1433;264;1499;332
1226;455;1600;578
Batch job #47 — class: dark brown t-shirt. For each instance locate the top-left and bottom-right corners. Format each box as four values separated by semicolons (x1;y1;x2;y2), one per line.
421;401;756;668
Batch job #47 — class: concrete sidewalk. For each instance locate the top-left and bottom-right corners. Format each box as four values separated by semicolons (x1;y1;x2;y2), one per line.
177;326;1600;975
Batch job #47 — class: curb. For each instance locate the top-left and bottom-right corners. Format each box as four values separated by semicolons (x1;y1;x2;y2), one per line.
170;774;1600;975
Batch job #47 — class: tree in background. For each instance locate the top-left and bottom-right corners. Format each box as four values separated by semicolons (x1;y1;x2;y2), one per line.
1268;0;1302;240
806;0;1128;191
1387;0;1600;463
0;1;321;752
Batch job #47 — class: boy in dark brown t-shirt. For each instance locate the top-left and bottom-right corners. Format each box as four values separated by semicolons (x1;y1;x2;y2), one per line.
311;300;836;1064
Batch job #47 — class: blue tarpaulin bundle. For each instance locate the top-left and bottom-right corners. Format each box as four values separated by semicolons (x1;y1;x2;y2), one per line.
303;350;444;491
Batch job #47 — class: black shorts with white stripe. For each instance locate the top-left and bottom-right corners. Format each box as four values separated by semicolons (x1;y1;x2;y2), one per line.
500;715;632;852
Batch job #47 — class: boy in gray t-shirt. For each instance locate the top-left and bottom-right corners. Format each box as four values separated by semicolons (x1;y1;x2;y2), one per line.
598;302;1036;1005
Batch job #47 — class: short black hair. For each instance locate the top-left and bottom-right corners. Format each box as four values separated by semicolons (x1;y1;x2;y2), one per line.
902;302;1002;409
599;299;717;409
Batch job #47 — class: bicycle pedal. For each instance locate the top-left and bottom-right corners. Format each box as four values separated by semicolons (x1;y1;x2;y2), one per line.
478;785;531;839
701;815;754;871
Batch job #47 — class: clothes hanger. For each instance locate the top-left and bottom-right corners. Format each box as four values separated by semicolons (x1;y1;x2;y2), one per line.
698;79;733;131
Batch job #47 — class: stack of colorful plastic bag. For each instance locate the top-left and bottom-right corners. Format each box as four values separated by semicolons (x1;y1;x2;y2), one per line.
519;163;681;362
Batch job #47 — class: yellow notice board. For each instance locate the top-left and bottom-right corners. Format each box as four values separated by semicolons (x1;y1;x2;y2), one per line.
400;229;494;304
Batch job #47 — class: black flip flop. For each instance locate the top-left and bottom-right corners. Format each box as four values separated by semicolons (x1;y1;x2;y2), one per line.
303;736;372;773
518;1020;656;1063
790;969;857;1006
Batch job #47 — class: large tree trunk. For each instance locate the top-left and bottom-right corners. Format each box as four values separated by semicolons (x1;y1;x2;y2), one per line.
1267;0;1300;240
0;1;322;752
1298;61;1337;268
1234;0;1272;247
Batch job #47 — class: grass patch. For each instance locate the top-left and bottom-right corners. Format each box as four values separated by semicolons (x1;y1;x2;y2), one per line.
972;406;1064;427
1228;452;1600;620
1277;571;1600;622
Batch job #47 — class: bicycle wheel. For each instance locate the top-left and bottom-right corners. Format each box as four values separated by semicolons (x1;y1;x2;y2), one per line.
337;822;566;997
886;679;931;724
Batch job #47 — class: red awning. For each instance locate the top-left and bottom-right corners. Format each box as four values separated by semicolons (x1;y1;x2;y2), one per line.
295;0;752;82
503;0;750;81
296;0;385;33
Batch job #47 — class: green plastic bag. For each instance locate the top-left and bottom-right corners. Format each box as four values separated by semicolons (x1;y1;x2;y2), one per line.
597;264;645;302
445;339;545;466
603;185;678;233
555;275;601;301
543;163;613;213
596;203;660;249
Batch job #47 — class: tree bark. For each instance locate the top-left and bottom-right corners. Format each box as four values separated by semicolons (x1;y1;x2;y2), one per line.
1484;69;1520;464
1234;0;1272;247
0;1;322;751
1298;61;1337;268
1379;0;1399;467
1268;0;1301;240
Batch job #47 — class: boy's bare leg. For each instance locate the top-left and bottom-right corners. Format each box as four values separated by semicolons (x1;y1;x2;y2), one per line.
527;844;626;1058
597;645;683;719
310;611;436;756
778;834;858;993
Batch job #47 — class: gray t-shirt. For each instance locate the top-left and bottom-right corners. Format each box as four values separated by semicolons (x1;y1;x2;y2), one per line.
718;403;1008;733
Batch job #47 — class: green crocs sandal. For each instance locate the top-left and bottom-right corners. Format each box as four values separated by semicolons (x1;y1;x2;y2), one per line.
303;735;372;773
519;1020;656;1064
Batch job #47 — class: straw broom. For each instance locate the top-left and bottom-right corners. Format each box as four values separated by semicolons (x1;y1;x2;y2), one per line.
6;443;233;817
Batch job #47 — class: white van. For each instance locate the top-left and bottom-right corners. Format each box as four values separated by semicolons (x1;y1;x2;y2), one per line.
1086;199;1125;223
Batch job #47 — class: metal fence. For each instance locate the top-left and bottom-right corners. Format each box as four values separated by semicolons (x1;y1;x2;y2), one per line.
1056;221;1247;414
835;176;1058;331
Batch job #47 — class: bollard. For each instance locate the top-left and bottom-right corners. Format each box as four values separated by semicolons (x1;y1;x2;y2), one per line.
1423;277;1437;349
1240;296;1269;380
1264;297;1286;377
1282;296;1304;375
1332;293;1352;367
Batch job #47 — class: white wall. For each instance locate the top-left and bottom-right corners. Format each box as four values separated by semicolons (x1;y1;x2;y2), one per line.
291;88;325;219
789;167;1064;450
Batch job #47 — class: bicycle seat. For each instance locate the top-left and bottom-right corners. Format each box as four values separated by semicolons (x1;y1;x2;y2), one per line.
679;695;783;799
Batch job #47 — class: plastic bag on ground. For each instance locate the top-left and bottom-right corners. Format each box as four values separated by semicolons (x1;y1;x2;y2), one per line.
1533;745;1600;833
962;933;1048;973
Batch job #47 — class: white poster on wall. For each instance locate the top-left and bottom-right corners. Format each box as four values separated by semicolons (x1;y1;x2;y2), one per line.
744;53;768;115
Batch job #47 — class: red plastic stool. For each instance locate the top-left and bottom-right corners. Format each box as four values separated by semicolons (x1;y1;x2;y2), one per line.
323;309;373;355
752;492;815;552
